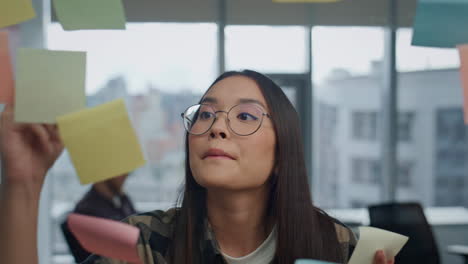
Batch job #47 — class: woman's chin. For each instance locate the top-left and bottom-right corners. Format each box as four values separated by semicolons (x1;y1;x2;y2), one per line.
194;174;243;190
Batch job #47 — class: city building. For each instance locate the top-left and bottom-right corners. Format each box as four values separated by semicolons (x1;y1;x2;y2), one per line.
315;66;468;208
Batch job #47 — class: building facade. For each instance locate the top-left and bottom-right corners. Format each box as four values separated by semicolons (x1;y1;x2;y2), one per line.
314;67;468;208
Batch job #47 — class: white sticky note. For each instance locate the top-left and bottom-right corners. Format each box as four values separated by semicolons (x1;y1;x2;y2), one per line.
348;226;409;264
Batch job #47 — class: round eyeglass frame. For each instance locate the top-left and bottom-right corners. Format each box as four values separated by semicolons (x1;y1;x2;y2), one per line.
180;103;271;136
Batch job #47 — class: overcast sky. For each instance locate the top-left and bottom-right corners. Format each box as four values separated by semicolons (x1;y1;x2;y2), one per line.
47;23;460;95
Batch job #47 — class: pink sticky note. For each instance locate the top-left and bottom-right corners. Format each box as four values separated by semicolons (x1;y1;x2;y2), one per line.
458;44;468;124
0;31;14;103
67;213;141;264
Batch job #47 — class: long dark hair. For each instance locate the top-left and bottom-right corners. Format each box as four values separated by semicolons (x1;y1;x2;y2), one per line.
168;70;344;263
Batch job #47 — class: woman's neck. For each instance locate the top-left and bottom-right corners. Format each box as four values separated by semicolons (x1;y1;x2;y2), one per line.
206;186;274;258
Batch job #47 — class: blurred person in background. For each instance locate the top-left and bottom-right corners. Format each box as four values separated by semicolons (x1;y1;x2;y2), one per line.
61;173;137;263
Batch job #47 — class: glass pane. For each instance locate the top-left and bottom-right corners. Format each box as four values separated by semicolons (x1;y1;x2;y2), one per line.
313;26;384;209
395;28;465;208
47;22;217;261
281;86;297;108
397;28;459;72
226;26;307;73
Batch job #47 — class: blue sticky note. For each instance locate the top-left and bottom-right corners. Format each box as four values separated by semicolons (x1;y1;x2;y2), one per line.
295;259;338;264
412;0;468;48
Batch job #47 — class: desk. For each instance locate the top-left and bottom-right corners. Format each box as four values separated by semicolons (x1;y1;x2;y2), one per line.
447;245;468;264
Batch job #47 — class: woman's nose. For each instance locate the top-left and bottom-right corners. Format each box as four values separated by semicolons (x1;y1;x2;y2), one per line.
209;112;230;139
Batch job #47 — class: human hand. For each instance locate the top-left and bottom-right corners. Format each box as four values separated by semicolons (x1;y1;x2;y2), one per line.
373;250;395;264
0;104;63;187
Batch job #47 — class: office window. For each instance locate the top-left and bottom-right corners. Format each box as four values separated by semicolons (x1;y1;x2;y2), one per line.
397;112;415;142
397;161;414;188
226;26;307;73
313;26;384;208
436;108;467;145
396;28;465;207
351;158;365;183
316;102;340;208
351;111;414;142
352;111;378;141
351;158;380;185
397;28;459;72
434;108;468;207
351;157;412;188
47;23;217;262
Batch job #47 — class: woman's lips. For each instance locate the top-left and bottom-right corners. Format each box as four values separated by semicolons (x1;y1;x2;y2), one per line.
204;155;233;160
203;148;235;160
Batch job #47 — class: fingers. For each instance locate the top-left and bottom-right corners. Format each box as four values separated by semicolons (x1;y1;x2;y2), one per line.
373;250;386;264
373;250;395;264
1;104;14;125
3;103;13;113
44;124;59;143
29;124;53;152
1;105;63;155
45;124;64;154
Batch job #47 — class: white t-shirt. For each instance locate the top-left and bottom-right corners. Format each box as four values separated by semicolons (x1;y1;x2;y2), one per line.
221;227;277;264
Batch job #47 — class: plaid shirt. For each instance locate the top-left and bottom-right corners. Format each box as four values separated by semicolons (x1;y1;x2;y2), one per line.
82;208;357;264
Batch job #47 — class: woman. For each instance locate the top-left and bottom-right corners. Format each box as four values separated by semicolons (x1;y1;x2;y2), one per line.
0;70;394;264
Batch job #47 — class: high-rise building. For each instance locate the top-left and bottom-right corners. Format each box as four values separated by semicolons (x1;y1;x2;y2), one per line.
314;67;468;208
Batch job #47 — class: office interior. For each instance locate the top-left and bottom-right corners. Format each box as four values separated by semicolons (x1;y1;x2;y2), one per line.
2;0;468;263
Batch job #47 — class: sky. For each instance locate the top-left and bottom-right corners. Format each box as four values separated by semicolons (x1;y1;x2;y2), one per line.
47;23;460;95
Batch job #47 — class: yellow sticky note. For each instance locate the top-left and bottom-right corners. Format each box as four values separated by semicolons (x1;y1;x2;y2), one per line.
57;99;146;185
0;0;36;29
15;48;86;123
458;44;468;124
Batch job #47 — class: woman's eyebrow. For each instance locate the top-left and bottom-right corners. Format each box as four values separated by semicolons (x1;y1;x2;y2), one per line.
200;97;217;104
200;97;267;109
238;98;267;109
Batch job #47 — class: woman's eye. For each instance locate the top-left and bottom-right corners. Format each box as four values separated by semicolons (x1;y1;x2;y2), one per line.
237;112;258;121
200;111;214;120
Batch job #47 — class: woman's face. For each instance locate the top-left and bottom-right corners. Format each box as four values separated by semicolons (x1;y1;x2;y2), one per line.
188;76;276;191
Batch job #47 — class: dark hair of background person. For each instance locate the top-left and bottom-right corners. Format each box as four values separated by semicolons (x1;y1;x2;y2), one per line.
168;70;344;264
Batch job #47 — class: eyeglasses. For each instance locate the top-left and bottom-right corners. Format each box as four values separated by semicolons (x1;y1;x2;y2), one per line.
181;103;271;136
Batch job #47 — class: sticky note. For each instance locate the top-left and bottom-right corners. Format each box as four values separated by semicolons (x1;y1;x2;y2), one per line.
412;0;468;48
14;48;86;123
68;213;141;264
0;0;36;29
57;99;146;185
295;259;338;264
0;31;14;103
53;0;126;30
458;44;468;124
348;226;408;264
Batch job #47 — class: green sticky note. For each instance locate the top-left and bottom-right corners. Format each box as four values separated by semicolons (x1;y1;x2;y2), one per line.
57;99;146;185
15;48;86;123
53;0;126;30
0;0;36;29
412;0;468;48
